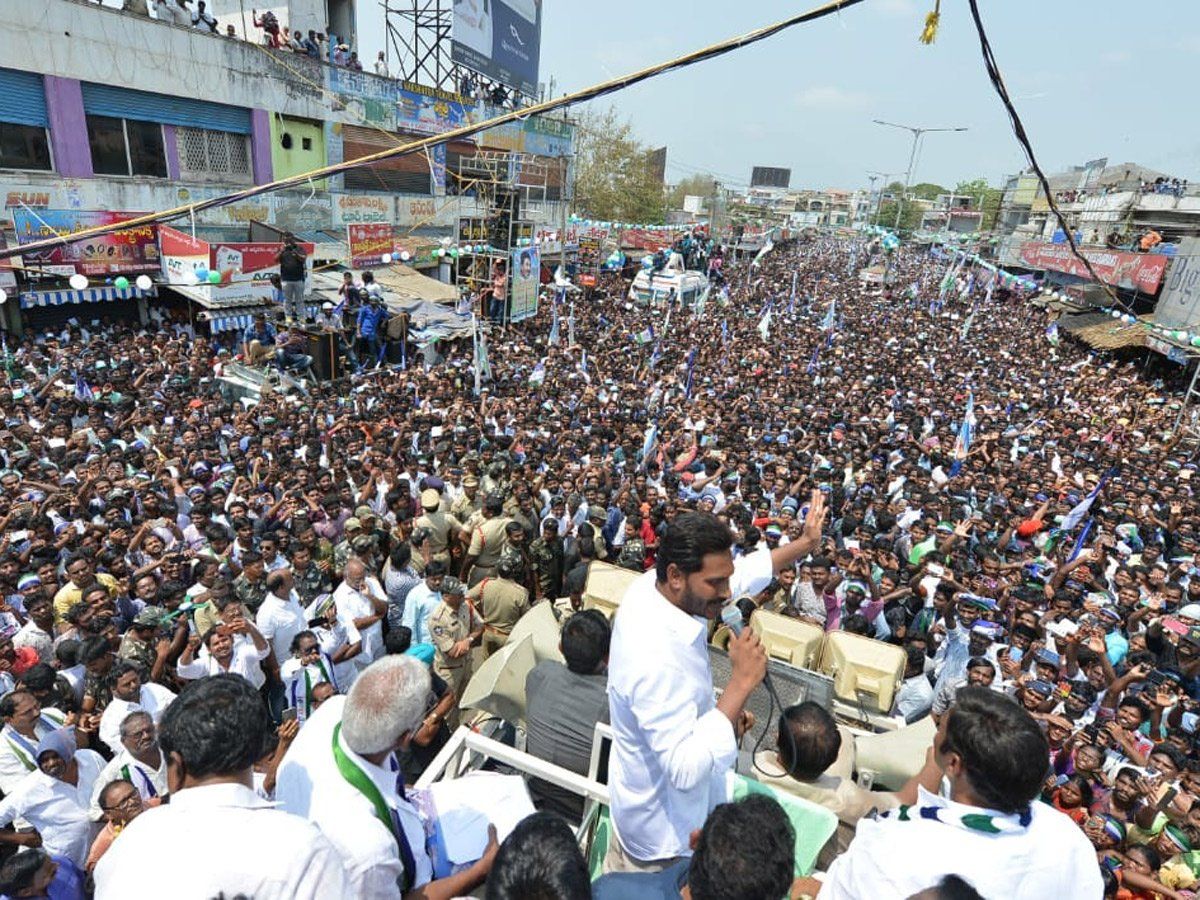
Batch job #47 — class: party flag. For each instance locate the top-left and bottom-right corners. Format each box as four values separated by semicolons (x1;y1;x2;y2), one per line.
758;306;772;341
633;324;656;345
1062;470;1113;532
948;391;975;478
528;359;546;386
806;344;820;375
640;422;658;470
1046;321;1060;347
684;347;697;399
73;369;94;402
821;297;837;332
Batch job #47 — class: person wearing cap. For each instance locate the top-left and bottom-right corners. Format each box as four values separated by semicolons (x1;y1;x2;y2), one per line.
305;593;363;691
331;517;364;581
529;517;566;602
451;473;482;524
0;727;103;870
428;576;482;706
116;605;168;679
468;554;530;658
414;487;462;567
461;492;512;587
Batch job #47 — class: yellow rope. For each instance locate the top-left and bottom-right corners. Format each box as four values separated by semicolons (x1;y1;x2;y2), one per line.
1;0;867;260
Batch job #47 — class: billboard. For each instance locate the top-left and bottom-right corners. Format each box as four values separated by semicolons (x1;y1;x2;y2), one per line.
452;0;542;97
1154;238;1200;331
1018;241;1168;293
509;245;539;322
750;166;791;189
159;226;210;285
12;209;159;276
347;223;395;269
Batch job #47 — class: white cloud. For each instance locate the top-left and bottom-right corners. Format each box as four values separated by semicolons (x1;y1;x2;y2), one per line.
794;86;870;110
1101;49;1132;64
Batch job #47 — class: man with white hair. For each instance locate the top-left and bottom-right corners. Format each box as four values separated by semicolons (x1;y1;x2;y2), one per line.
275;656;498;897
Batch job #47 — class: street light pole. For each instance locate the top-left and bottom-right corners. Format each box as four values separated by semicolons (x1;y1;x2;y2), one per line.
872;120;968;233
866;170;902;228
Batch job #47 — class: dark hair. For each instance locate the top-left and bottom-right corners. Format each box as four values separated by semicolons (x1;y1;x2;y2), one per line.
384;626;413;655
19;663;57;693
560;610;610;675
484;812;590;900
688;794;795;900
0;848;49;896
240;551;263;567
940;686;1048;813
264;570;287;593
288;630;317;654
79;635;111;665
158;674;274;779
390;543;412;569
928;875;986;900
778;702;841;781
1150;742;1187;770
99;777;136;810
425;559;448;578
656;511;733;582
54;639;80;667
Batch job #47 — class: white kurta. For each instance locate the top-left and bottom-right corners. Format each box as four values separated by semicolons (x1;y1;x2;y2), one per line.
818;786;1104;899
606;549;773;861
94;782;350;899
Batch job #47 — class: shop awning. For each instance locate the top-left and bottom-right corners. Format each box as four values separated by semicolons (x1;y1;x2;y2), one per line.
202;304;321;333
1058;312;1146;351
19;285;156;310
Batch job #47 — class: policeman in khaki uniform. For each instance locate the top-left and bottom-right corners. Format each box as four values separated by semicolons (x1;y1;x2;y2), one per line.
429;577;482;727
414;488;462;566
467;556;530;658
451;473;482;526
461;493;512;587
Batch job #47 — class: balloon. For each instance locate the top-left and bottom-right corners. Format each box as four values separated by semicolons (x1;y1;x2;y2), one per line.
135;275;152;291
1177;330;1189;341
1192;336;1200;348
0;289;6;305
400;251;411;262
1110;310;1121;319
381;253;392;264
436;249;446;258
195;267;209;282
449;248;459;258
69;274;88;290
208;270;222;284
114;276;130;290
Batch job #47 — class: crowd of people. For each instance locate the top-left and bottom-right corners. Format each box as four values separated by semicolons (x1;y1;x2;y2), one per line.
0;228;1196;897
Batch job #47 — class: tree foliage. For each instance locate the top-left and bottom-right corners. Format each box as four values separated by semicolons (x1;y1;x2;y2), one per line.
876;199;924;234
666;173;719;211
954;178;1003;231
572;106;665;223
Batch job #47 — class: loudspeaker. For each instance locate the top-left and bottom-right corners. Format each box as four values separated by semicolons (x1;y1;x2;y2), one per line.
303;329;342;381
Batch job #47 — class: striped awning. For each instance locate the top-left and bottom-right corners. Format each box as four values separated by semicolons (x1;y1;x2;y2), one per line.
206;304;321;334
19;286;156;310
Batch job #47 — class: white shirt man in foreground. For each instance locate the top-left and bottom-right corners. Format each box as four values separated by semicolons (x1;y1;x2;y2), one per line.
800;686;1103;899
606;494;826;871
276;655;498;896
94;674;349;899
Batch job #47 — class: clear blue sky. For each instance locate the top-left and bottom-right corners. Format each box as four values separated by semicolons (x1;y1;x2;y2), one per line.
318;1;1200;192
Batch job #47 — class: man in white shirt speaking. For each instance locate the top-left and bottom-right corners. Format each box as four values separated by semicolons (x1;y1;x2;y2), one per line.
605;492;826;873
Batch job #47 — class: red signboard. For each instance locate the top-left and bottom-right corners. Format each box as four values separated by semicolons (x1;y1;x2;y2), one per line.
1018;242;1168;293
347;223;395;268
209;242;315;281
12;209;159;275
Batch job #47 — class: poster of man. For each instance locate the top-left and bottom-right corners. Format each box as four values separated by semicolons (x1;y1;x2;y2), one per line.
510;246;539;322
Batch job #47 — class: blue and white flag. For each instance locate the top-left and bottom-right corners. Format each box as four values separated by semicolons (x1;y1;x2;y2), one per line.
548;305;561;346
577;349;591;384
633;324;655;345
640;422;658;469
806;344;820;375
948;391;975;477
528;358;546;386
788;271;798;314
821;297;837;332
1046;321;1060;347
684;347;697;399
720;319;729;349
73;370;94;402
1062;470;1113;532
1067;517;1095;563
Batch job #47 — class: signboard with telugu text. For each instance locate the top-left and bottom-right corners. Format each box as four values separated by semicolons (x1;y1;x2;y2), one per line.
1018;241;1167;293
12;209;158;275
348;223;395;268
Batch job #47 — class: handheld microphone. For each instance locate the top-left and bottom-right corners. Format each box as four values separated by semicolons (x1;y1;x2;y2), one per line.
720;602;785;713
